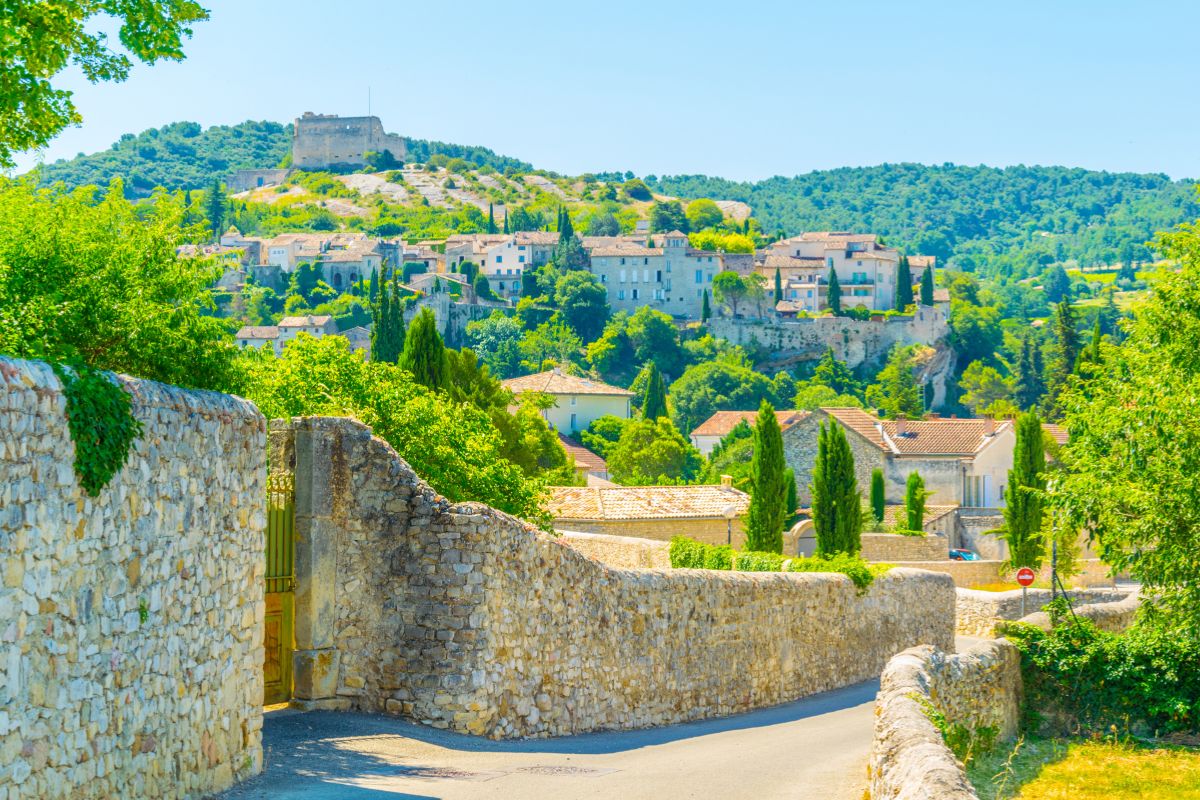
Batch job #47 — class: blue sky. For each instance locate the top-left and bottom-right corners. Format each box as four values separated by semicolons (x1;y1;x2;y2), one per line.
14;0;1200;181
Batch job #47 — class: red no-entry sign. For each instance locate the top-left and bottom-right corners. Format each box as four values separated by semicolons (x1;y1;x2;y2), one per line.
1016;567;1036;587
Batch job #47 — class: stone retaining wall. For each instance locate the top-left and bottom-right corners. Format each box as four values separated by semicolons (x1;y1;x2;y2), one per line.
956;587;1130;637
1016;591;1140;633
869;640;1022;800
861;533;948;562
270;416;957;739
0;357;265;799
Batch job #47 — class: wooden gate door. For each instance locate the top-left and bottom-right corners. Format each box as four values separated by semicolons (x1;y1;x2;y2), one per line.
263;471;295;705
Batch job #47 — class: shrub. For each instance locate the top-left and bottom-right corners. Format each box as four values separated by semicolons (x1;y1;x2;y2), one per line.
668;536;885;591
735;551;785;572
893;528;926;537
1007;616;1200;736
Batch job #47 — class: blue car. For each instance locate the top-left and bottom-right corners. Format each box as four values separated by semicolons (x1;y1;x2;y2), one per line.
949;549;980;561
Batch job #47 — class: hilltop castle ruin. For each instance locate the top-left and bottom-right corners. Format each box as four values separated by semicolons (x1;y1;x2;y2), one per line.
291;112;406;169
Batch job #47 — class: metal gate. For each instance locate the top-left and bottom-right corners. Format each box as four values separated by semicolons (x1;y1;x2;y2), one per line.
263;471;295;705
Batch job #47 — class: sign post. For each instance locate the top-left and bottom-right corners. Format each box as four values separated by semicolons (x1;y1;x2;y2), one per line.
1016;566;1036;617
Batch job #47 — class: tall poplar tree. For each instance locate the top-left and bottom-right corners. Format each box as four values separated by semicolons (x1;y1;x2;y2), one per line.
827;268;842;314
399;307;446;389
870;468;885;524
1014;334;1042;410
487;203;497;234
1003;411;1046;568
371;277;405;363
895;255;914;310
701;289;712;322
812;421;862;556
368;266;379;303
1042;300;1081;417
744;401;788;553
774;268;783;304
919;265;935;306
640;361;668;420
206;178;225;241
904;471;926;532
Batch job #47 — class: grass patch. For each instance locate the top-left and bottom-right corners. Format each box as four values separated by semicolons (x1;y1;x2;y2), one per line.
969;737;1200;800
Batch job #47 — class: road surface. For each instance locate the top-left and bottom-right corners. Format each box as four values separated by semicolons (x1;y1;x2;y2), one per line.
222;680;878;800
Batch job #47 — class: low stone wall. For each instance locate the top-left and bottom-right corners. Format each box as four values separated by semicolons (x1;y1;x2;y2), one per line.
869;640;1022;800
1016;591;1140;633
895;559;1004;588
0;356;265;799
271;416;957;739
556;530;671;569
861;533;948;562
956;587;1130;638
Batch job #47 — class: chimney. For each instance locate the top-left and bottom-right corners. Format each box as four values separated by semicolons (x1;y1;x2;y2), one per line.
983;416;996;436
894;416;907;435
720;474;733;488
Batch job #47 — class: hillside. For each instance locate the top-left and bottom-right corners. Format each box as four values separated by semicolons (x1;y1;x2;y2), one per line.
28;118;1200;276
653;165;1198;278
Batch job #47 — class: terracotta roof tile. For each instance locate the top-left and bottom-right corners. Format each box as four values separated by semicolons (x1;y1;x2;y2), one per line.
502;369;634;397
236;325;279;339
279;315;334;328
822;408;1013;456
558;435;607;473
881;504;958;527
546;484;750;521
1043;423;1069;446
691;409;808;438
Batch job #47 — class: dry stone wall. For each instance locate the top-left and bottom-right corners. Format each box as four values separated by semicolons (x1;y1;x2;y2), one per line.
869;640;1022;800
0;357;265;799
956;587;1129;637
270;416;956;739
860;533;949;562
556;531;671;569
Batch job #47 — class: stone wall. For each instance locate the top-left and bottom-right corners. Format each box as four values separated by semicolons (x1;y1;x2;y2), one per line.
860;533;949;562
784;410;883;506
892;559;1004;588
556;531;671;569
956;587;1130;637
869;640;1022;800
0;357;265;799
291;113;406;169
710;307;948;370
1016;591;1140;634
270;416;957;739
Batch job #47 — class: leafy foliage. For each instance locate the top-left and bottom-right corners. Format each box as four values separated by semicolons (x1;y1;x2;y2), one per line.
744;401;788;553
812;421;862;556
1004;412;1046;569
52;363;143;496
607;417;702;485
904;471;927;532
668;536;886;591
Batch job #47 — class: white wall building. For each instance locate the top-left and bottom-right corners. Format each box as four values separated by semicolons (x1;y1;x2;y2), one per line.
501;369;633;436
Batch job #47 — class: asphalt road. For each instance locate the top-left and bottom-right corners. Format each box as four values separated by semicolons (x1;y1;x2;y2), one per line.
221;680;879;800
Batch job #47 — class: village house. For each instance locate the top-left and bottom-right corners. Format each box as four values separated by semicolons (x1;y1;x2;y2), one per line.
545;480;750;546
757;232;934;313
264;232;384;292
689;409;809;456
234;314;339;355
501;369;633;436
479;231;560;299
587;231;723;319
783;407;1016;508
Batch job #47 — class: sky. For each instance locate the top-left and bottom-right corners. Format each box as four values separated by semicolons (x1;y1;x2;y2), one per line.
13;0;1200;181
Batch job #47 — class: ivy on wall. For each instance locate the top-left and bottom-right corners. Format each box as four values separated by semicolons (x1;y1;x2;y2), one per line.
52;364;143;496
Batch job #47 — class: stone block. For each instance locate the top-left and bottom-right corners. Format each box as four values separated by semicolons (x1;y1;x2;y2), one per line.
293;649;340;701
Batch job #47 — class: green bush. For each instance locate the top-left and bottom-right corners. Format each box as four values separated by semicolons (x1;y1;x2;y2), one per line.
893;528;926;537
668;536;885;591
1007;615;1200;736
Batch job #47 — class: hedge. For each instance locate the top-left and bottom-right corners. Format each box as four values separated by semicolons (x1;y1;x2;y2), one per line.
669;535;888;591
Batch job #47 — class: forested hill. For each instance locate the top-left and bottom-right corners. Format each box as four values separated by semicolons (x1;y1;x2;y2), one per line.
30;119;533;197
651;165;1198;277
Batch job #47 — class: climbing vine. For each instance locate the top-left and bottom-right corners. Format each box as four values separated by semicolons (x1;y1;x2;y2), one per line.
52;363;143;496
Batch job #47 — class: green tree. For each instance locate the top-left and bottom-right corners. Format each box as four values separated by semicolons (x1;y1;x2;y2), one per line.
1;0;208;168
621;178;651;201
371;278;405;363
1042;264;1071;303
895;255;914;310
639;361;668;420
711;271;749;317
793;383;863;410
368;266;379;303
649;200;688;233
904;471;926;532
554;270;610;343
811;421;862;556
744;401;788;553
465;310;523;378
399;307;446;390
578;415;628;460
919;265;935;306
669;357;790;435
958;361;1015;415
701;289;712;322
586;211;620;236
827;267;842;314
865;345;923;419
774;267;783;304
1003;411;1046;568
1013;334;1044;410
1042;300;1081;416
487;202;497;234
206;179;225;240
607;417;702;485
685;198;724;231
813;347;861;397
0;179;237;390
518;316;582;371
949;302;1003;365
870;468;885;524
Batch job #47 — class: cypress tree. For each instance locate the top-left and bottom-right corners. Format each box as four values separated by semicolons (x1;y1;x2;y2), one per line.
774;268;783;304
784;468;798;526
701;289;712;322
640;362;668;420
399;307;446;389
502;210;509;233
812;421;862;556
827;268;842;315
744;401;788;553
895;255;914;310
1043;300;1081;416
206;178;226;241
904;471;926;532
919;265;935;306
368;266;379;303
487;203;497;234
521;267;540;297
1003;412;1046;568
371;275;391;362
870;468;885;523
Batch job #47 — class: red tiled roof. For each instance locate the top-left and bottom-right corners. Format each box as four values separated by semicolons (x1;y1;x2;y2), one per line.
502;369;634;397
822;408;1013;456
1043;423;1069;446
691;409;808;438
547;484;749;521
558;435;606;473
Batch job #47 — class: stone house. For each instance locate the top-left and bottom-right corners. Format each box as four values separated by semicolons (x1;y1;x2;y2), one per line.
480;232;559;299
757;232;935;313
234;324;282;353
501;369;633;436
783;407;1016;508
689;409;809;457
587;231;723;319
235;315;339;355
546;480;750;546
264;232;383;292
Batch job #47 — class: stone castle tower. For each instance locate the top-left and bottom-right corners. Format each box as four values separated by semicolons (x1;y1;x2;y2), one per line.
291;112;407;169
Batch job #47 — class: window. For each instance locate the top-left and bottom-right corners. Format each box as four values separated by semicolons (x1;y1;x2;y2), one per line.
619;270;627;282
600;274;608;283
518;245;526;250
570;396;577;406
495;256;503;263
498;281;505;290
620;257;626;265
644;258;649;265
632;288;640;299
618;289;626;300
695;269;703;284
655;270;662;282
519;255;525;263
826;257;833;267
570;412;577;430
